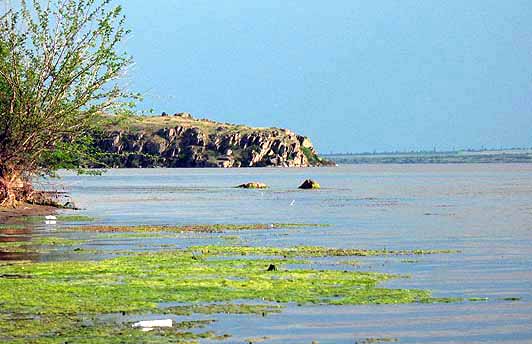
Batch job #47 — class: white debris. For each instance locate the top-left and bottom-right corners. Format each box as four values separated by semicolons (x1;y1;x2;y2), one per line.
290;200;295;206
45;215;57;220
132;319;173;331
45;220;57;225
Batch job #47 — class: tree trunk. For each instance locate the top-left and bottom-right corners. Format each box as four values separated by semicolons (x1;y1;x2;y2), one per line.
0;169;32;208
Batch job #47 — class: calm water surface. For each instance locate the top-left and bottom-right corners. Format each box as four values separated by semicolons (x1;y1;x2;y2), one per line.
32;164;532;343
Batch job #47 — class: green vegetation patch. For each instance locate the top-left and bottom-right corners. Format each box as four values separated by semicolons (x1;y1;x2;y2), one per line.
162;303;283;316
301;146;321;165
65;223;327;233
0;224;25;230
0;314;227;344
191;245;457;257
4;214;94;225
56;215;95;222
0;245;451;342
0;236;85;254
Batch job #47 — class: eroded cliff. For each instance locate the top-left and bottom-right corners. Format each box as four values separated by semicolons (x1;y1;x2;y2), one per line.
93;113;332;168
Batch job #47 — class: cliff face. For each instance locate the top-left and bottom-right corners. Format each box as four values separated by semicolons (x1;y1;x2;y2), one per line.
94;113;331;168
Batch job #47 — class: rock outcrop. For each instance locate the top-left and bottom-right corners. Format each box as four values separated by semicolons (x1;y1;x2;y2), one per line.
92;113;333;168
298;179;321;189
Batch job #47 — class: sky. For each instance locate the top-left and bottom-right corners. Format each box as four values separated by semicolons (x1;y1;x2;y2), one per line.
120;0;532;153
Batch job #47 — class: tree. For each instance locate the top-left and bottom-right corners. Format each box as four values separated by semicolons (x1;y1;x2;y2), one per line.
0;0;134;207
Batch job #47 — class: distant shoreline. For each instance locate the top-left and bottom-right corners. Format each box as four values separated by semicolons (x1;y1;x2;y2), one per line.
324;149;532;164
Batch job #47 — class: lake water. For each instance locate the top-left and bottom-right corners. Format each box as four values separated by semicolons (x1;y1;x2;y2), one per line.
27;164;532;342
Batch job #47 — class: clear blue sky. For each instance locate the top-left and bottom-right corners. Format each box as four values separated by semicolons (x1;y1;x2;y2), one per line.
121;1;532;153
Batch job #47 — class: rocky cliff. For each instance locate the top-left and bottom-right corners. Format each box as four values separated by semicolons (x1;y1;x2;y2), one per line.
93;113;332;168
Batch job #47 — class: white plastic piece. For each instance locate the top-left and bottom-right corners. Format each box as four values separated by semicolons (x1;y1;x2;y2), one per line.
45;220;57;225
132;319;173;330
290;200;295;206
45;215;57;220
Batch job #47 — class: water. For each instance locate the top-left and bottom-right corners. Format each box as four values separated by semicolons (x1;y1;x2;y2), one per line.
17;165;532;342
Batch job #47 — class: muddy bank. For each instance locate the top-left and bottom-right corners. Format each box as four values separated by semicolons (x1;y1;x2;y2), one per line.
0;204;57;224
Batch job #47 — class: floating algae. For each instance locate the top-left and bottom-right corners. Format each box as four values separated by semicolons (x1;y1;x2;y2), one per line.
64;223;328;233
0;243;460;342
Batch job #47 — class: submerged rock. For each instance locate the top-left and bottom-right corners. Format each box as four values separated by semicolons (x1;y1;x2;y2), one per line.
237;182;268;189
298;179;320;189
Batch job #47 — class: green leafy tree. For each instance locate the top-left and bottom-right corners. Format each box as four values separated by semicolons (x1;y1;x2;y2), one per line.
0;0;134;207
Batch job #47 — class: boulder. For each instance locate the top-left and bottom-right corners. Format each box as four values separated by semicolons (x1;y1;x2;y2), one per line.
298;179;320;189
236;182;268;189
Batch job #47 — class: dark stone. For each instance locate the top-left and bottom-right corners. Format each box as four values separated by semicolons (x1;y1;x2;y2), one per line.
267;264;277;271
298;179;320;189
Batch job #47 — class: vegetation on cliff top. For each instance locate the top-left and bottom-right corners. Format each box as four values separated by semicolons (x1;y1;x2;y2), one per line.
101;112;263;135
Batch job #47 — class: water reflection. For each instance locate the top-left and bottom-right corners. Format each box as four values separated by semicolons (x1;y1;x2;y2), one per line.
0;226;38;261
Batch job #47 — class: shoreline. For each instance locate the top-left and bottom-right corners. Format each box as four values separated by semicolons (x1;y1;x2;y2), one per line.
0;204;57;224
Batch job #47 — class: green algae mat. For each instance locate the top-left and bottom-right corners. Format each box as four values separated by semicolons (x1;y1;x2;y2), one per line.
0;241;459;343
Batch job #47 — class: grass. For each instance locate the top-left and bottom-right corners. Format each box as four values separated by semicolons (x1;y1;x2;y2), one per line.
102;113;267;136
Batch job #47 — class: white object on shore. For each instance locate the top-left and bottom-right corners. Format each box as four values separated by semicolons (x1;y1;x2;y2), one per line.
290;200;295;206
45;220;57;225
132;319;173;332
45;215;57;220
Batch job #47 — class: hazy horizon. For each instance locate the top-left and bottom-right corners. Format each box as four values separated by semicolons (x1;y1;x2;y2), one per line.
120;1;532;153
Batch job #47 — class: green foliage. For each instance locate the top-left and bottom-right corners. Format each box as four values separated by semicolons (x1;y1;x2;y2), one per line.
302;146;320;164
39;134;107;172
0;0;136;194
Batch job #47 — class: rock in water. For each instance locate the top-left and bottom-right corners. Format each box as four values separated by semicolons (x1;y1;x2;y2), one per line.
237;182;268;189
299;179;320;189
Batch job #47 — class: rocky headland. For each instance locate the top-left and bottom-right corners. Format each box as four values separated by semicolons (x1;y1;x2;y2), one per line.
93;113;333;168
